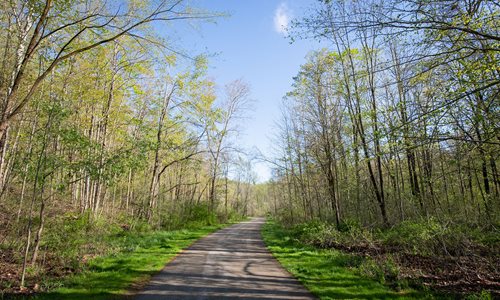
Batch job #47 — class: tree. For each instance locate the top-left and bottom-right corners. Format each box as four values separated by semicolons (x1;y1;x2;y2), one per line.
270;0;499;228
0;0;217;188
206;80;250;215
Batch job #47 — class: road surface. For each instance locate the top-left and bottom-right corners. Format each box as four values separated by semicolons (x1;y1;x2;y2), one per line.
135;217;315;299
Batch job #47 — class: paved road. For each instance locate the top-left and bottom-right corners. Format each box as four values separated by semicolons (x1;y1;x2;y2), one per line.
135;218;315;300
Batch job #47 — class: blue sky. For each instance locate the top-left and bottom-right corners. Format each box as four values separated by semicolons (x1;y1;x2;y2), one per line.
170;0;324;182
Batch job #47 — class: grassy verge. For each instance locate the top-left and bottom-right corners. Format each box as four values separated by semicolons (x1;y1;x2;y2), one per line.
16;223;227;300
261;220;440;300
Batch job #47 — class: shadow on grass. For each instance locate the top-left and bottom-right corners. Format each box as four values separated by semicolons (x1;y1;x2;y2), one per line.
262;221;440;300
12;225;227;300
2;292;123;300
29;259;162;300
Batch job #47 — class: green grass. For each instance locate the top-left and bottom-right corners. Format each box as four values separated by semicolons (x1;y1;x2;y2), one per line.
261;220;442;300
28;223;227;300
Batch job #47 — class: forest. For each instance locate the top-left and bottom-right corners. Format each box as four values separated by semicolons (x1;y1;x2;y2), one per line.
0;0;259;294
0;0;499;298
267;0;499;296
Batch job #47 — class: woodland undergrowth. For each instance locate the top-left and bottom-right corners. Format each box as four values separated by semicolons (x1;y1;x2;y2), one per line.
0;204;242;297
282;218;499;297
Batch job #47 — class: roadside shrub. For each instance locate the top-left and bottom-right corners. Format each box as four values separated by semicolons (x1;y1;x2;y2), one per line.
158;203;219;229
289;219;375;251
132;220;153;232
338;218;362;233
465;290;492;300
359;255;400;285
291;220;337;245
187;203;217;226
382;219;441;255
216;209;245;224
381;218;491;256
43;212;125;270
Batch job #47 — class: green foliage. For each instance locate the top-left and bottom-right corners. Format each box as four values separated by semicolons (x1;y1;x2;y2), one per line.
281;216;499;259
0;1;253;297
262;220;435;299
359;256;400;286
160;203;218;229
220;208;248;223
290;219;374;251
39;213;130;272
383;219;446;255
465;290;493;300
31;223;227;299
269;217;499;297
380;219;498;256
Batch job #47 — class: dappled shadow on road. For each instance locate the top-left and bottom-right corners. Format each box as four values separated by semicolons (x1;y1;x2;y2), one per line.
135;218;316;299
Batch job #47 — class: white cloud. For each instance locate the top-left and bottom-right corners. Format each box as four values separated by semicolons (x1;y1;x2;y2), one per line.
273;2;291;35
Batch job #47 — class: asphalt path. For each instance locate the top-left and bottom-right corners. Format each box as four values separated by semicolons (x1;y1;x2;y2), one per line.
135;217;315;299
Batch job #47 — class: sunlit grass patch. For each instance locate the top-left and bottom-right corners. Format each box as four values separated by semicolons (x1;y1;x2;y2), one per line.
262;220;441;300
31;224;226;300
